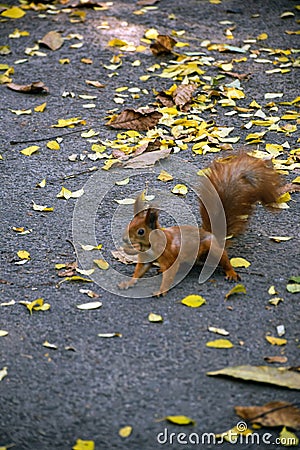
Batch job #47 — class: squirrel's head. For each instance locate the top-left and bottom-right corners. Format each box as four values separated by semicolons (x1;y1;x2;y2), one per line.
122;193;160;255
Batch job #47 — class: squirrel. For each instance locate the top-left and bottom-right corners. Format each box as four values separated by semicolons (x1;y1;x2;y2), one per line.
118;153;299;296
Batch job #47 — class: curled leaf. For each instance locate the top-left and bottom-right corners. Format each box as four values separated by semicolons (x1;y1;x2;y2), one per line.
225;284;246;299
107;108;162;131
7;81;49;94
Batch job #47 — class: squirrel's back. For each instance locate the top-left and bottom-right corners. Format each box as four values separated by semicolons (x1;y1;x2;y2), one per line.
200;153;282;237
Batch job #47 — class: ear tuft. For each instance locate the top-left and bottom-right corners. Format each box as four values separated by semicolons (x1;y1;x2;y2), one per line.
146;208;159;230
134;191;147;216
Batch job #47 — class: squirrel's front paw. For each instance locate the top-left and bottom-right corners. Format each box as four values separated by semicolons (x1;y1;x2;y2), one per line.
225;269;241;282
153;289;167;297
118;279;136;290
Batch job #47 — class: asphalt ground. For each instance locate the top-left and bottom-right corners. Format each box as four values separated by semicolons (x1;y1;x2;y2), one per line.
0;0;300;449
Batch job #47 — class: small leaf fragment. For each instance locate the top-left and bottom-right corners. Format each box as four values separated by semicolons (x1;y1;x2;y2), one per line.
0;367;8;381
72;439;95;450
208;326;229;336
119;426;132;438
206;339;234;349
97;333;122;338
148;313;163;323
94;259;110;270
47;140;60;150
172;184;188;195
225;284;246;299
43;341;58;350
0;330;8;337
76;301;102;310
32;201;54;212
265;335;287;346
158;170;173;182
34;102;47;112
17;250;30;260
279;427;299;446
164;415;196;426
20;298;50;315
20;145;40;156
230;257;251;268
181;295;206;308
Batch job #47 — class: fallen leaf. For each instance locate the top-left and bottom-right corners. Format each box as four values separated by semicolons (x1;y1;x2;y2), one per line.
10;108;32;115
17;250;30;259
269;297;284;306
0;330;8;337
157;170;173;182
1;6;26;19
286;277;300;294
19;298;50;315
80;243;102;251
265;336;287;346
51;117;84;128
37;178;46;188
72;439;95;450
115;198;135;205
122;148;171;169
107;108;162;131
47;140;60;150
93;259;109;270
164;415;196;426
150;35;177;55
119;426;132;438
0;367;8;381
97;333;122;338
20;145;40;156
39;31;64;51
208;326;229;336
148;313;163;323
85;80;105;88
236;401;300;430
172;184;188;195
279;427;299;446
207;365;300;389
225;284;246;299
230;257;251;268
181;294;206;308
269;236;292;242
264;356;288;364
76;301;102;310
32;201;54;212
57;187;84;199
206;339;234;348
43;341;58;350
115;177;130;186
7;81;49;94
79;289;100;298
76;268;95;276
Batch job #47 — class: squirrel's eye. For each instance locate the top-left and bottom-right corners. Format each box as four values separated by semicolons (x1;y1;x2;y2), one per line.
137;228;145;236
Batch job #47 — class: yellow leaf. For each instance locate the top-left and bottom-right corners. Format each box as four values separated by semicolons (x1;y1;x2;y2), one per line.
279;427;299;447
181;295;206;308
59;58;70;64
148;313;163;323
47;140;60;150
55;264;66;270
292;176;300;184
20;298;50;315
20;145;40;156
115;177;130;186
165;415;196;426
257;33;268;40
119;426;132;438
91;144;106;153
0;330;8;337
81;129;99;138
249;100;261;108
172;184;188;195
108;38;128;47
9;28;30;38
34;102;47;112
1;6;26;19
206;339;234;348
72;439;95;450
145;28;159;39
158;170;173;182
17;250;30;260
80;243;102;251
10;108;32;115
268;286;277;295
32;201;53;212
37;178;46;188
265;336;287;346
225;284;247;299
94;259;109;270
230;257;251;268
51;117;83;128
57;186;72;199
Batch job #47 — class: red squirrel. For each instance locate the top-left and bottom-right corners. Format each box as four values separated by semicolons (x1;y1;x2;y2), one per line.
118;153;299;296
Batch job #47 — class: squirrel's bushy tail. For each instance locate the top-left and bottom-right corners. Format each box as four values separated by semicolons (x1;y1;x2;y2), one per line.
199;153;283;237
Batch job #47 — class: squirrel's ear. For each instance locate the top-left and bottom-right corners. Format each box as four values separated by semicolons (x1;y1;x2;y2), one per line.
145;208;159;230
134;192;147;216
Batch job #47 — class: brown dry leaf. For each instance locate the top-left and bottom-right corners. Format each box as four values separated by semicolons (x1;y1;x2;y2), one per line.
85;79;105;88
207;365;300;389
68;0;107;7
225;71;251;80
39;31;64;51
150;35;177;56
137;0;159;5
264;356;288;364
122;148;171;169
173;83;196;110
235;401;300;429
7;81;49;94
107;108;162;131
